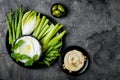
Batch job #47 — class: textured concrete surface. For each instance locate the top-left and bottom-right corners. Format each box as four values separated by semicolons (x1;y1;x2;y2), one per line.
0;0;120;80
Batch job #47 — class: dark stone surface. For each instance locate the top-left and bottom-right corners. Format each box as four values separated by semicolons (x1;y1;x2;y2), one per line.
0;0;120;80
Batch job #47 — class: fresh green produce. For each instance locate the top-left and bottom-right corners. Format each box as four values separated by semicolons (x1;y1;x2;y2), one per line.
11;40;24;51
33;16;46;37
6;6;66;67
41;23;63;51
16;6;23;39
10;37;39;66
52;5;57;11
5;14;12;44
37;24;50;39
22;11;40;35
10;9;15;43
15;10;18;32
12;35;42;65
58;4;65;12
54;41;62;49
11;53;38;66
5;6;24;46
41;23;55;38
53;10;61;15
45;57;56;62
48;30;65;47
46;50;60;57
51;3;65;18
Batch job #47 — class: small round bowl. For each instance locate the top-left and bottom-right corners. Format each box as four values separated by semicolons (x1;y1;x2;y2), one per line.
51;3;67;18
61;46;90;75
6;35;43;68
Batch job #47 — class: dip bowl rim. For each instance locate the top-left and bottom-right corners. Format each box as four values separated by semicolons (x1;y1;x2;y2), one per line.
60;45;90;75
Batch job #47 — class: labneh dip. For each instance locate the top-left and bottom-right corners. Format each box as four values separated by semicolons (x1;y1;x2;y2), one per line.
14;36;42;63
63;50;87;72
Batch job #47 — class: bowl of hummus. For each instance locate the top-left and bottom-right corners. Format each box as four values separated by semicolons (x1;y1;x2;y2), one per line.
61;46;89;75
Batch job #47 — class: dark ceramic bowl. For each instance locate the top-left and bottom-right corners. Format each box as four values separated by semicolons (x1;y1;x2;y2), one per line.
61;46;90;75
51;3;67;18
6;34;44;69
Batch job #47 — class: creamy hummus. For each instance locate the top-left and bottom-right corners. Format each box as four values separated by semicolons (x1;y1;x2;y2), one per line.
63;50;86;72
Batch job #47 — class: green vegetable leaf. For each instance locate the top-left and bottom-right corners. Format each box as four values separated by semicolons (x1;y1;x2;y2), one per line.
33;54;38;62
20;54;30;60
11;53;20;62
11;53;17;59
25;60;33;66
16;58;19;62
11;40;24;51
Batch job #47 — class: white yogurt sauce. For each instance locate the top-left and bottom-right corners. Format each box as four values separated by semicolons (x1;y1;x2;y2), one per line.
14;36;42;63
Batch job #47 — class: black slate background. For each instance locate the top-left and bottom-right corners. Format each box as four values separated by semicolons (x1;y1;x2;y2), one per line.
0;0;120;80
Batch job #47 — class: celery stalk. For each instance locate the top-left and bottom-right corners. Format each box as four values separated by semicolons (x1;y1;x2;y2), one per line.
48;30;66;47
33;13;41;33
41;19;49;31
41;23;63;51
37;24;49;39
34;16;46;37
32;13;41;36
48;40;60;48
42;23;54;38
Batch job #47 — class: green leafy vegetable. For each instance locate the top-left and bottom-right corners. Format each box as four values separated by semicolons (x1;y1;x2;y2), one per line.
20;54;30;60
11;53;38;66
22;11;40;35
25;59;33;66
33;54;38;62
11;53;21;62
11;40;24;51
